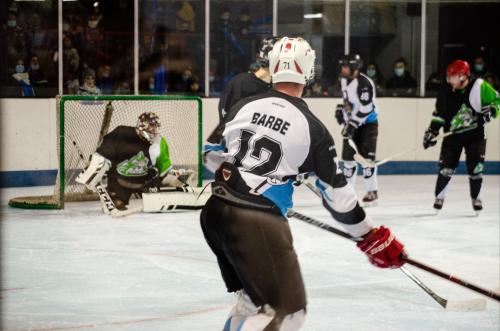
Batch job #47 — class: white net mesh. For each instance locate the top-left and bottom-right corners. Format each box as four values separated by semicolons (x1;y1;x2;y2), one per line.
9;95;202;209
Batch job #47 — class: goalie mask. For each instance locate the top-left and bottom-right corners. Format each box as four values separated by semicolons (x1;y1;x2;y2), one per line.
137;112;161;142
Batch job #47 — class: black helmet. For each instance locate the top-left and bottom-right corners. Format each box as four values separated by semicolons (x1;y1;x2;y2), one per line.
257;36;280;68
338;54;363;73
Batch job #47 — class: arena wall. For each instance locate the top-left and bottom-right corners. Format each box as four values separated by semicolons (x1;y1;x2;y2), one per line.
1;98;499;186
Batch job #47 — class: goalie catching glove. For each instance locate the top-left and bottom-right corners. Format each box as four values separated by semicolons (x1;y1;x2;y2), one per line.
357;226;406;269
75;152;111;191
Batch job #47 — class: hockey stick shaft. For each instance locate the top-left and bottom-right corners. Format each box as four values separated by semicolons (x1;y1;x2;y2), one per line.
286;209;448;308
288;207;499;302
347;138;373;168
375;131;454;167
404;258;500;302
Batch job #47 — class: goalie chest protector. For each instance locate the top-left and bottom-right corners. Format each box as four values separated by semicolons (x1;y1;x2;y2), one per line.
96;126;154;181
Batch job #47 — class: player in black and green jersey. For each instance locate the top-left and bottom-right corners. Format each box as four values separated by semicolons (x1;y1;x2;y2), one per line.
423;60;500;212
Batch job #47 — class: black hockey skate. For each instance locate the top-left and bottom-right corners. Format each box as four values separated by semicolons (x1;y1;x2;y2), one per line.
362;191;378;207
472;199;482;215
433;198;444;213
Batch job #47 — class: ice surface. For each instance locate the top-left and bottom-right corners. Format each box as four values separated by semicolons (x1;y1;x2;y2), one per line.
1;176;499;330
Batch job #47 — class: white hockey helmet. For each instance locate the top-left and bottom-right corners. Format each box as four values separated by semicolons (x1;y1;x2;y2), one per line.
269;37;316;85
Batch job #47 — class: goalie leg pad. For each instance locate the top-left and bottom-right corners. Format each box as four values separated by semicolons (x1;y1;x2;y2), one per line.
76;153;111;191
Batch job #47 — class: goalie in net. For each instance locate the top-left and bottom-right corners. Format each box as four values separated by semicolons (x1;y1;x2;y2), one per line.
76;111;194;212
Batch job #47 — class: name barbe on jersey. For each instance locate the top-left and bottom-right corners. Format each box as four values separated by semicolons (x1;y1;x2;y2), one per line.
251;112;290;135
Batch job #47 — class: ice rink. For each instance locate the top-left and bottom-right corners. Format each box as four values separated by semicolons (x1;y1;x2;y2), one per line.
1;175;499;331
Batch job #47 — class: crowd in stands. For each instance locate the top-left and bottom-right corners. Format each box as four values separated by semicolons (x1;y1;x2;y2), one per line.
1;0;498;98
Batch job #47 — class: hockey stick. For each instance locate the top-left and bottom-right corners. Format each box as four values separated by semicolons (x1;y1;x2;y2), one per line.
347;138;373;168
287;209;491;309
300;180;492;309
70;140;142;217
374;131;454;167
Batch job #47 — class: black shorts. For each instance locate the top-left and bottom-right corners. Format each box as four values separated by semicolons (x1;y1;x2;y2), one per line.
200;195;307;314
342;121;378;162
439;133;486;175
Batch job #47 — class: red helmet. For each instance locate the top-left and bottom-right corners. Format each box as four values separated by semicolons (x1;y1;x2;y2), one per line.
446;60;470;77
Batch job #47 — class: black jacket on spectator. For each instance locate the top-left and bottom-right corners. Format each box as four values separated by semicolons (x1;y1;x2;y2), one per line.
386;71;417;96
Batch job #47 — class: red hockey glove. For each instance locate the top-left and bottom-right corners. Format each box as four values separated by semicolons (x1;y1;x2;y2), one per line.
357;226;406;269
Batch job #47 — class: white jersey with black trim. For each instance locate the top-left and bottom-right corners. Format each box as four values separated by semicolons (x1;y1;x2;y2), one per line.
204;89;374;238
341;73;378;126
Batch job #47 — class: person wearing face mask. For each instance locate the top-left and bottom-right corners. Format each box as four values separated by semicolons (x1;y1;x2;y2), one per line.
470;56;493;81
11;59;34;97
385;57;417;96
364;62;384;96
422;60;500;213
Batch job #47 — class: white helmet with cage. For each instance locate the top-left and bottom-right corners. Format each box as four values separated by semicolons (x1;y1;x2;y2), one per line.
269;37;316;85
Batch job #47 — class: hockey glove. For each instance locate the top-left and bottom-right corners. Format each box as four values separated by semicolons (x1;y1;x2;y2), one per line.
335;104;345;125
341;121;357;139
357;226;406;269
422;128;439;149
478;105;499;123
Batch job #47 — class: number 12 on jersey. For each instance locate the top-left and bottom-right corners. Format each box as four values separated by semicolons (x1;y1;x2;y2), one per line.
233;130;283;176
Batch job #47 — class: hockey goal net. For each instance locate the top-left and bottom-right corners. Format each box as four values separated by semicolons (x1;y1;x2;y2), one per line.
9;95;203;209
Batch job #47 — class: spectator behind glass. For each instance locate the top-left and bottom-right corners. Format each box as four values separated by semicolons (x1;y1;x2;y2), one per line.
425;71;442;96
364;62;384;96
65;47;83;94
78;68;101;95
96;64;114;94
470;56;493;81
25;13;50;61
11;58;34;96
28;55;48;86
115;81;131;95
212;6;245;92
235;7;253;37
4;12;27;72
385;57;417;97
484;72;499;90
175;1;195;32
82;13;106;69
234;7;254;72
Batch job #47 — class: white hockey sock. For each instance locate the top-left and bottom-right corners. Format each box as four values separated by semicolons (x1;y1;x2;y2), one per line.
343;161;357;188
362;166;378;192
237;309;306;331
279;309;306;331
224;290;260;331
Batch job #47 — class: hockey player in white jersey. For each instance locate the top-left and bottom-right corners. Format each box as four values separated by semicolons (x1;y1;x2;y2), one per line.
202;37;406;331
335;54;379;206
